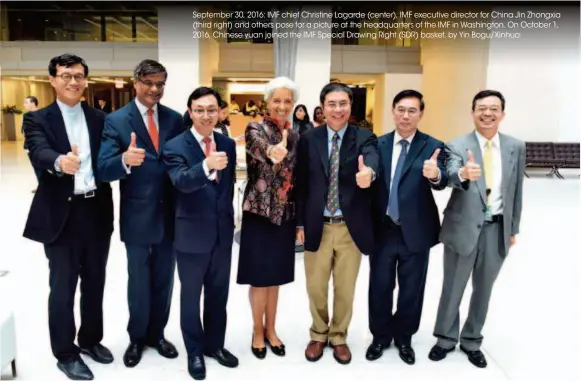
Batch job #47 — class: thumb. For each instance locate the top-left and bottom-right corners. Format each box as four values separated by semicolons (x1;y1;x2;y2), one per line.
430;148;441;161
71;144;79;156
467;150;475;163
358;155;365;171
130;132;137;148
281;129;288;148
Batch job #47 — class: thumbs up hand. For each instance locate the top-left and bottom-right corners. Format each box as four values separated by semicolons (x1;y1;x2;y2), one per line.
59;144;81;175
355;155;373;188
423;148;441;180
460;149;482;181
207;141;228;171
123;132;146;167
269;129;289;163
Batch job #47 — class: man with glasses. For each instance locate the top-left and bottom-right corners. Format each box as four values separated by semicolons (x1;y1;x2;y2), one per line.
163;87;238;380
366;90;448;365
22;53;114;380
98;59;184;368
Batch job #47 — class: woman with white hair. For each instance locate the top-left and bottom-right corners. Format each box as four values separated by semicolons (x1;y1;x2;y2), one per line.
237;76;300;359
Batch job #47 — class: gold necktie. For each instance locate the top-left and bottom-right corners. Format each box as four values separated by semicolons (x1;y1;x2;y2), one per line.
483;140;493;201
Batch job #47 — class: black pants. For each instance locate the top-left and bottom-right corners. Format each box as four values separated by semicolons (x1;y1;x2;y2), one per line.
44;196;111;362
176;239;232;357
125;238;175;345
368;219;429;347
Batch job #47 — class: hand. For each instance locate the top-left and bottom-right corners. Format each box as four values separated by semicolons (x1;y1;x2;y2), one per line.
510;235;516;247
460;150;482;181
269;129;289;163
423;148;441;180
60;144;81;175
206;141;228;170
296;228;305;245
123;132;146;167
355;155;373;188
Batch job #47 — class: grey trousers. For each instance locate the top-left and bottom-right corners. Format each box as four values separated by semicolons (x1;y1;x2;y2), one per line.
433;221;505;351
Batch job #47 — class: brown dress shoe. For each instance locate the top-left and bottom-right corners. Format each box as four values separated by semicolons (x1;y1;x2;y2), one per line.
331;344;351;365
305;341;327;362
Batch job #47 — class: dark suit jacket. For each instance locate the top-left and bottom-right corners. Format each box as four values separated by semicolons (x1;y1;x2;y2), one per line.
98;100;184;245
162;130;236;254
22;102;113;244
296;124;379;254
373;130;448;253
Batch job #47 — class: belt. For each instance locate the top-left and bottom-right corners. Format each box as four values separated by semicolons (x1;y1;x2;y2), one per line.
73;190;96;199
486;214;503;224
323;216;345;224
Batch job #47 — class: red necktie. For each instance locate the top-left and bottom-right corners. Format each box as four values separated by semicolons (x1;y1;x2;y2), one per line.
147;108;159;152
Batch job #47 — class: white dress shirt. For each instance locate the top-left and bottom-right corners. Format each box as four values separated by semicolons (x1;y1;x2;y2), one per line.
56;99;96;194
389;130;416;194
134;98;159;132
474;130;503;214
191;127;217;180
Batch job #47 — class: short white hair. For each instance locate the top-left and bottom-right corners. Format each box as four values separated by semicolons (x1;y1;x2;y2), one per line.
264;76;299;102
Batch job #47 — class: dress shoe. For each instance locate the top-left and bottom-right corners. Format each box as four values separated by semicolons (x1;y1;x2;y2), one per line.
251;334;266;359
395;344;415;365
365;342;389;361
188;356;206;380
57;357;94;380
428;345;455;361
80;343;114;364
123;342;144;367
460;346;487;368
330;343;352;365
265;336;286;357
305;340;327;362
147;338;179;359
204;348;239;368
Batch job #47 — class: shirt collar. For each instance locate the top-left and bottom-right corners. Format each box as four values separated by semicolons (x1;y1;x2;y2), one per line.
474;130;500;149
327;123;348;141
56;98;82;114
394;129;415;145
134;98;158;116
190;126;213;144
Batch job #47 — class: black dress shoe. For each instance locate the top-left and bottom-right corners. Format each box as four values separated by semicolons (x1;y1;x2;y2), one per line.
428;345;455;361
265;336;286;356
204;348;239;368
251;335;266;359
396;344;415;365
80;343;114;364
123;343;144;367
460;346;487;368
366;342;390;361
188;356;206;380
148;338;179;359
57;358;94;380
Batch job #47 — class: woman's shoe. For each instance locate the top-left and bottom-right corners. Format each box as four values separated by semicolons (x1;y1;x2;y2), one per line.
265;336;286;357
251;334;267;359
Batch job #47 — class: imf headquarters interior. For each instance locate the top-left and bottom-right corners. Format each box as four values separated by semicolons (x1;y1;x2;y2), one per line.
0;1;580;381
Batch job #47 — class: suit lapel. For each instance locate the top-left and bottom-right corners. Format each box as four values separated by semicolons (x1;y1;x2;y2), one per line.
128;101;156;154
184;128;205;163
468;132;487;205
157;104;170;150
381;133;394;192
81;104;100;174
499;133;514;199
46;102;72;153
339;124;356;166
316;126;329;178
401;132;426;179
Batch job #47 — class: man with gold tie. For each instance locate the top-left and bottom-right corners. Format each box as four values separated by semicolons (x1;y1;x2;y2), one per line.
429;90;525;368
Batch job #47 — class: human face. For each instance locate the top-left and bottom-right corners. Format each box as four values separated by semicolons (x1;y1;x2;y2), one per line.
323;91;351;130
219;107;228;122
189;94;219;137
267;88;294;126
134;73;166;109
23;98;36;112
314;107;324;122
49;63;87;106
392;97;423;138
295;107;305;120
472;96;504;134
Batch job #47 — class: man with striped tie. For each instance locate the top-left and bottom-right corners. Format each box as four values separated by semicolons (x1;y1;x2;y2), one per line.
98;59;184;368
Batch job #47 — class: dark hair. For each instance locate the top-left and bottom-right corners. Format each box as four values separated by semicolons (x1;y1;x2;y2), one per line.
48;53;89;77
187;87;222;109
219;100;228;109
392;89;425;111
293;104;311;124
313;106;323;117
319;82;353;105
472;90;505;111
133;59;167;81
25;96;38;106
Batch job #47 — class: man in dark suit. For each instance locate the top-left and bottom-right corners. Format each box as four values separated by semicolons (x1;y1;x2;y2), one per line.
22;95;42;191
162;87;238;380
366;90;448;365
23;53;114;380
295;82;379;365
98;59;183;367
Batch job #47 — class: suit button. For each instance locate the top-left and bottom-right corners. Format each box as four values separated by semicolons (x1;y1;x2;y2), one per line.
68;197;72;201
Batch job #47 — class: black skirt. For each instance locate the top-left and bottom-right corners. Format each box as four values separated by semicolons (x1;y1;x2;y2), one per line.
237;211;296;287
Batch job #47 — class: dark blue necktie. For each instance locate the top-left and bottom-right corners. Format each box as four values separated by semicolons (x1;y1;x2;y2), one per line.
387;140;409;222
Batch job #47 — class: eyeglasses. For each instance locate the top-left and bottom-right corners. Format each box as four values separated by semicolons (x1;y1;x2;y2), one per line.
55;74;86;82
395;107;419;116
192;108;218;116
325;102;350;110
138;79;166;89
475;106;501;114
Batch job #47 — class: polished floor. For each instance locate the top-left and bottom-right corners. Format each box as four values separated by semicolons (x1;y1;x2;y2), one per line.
1;141;580;381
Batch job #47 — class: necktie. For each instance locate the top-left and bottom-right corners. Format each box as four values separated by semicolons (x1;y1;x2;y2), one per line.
147;108;159;152
202;137;212;156
387;139;409;222
326;133;340;215
483;140;493;201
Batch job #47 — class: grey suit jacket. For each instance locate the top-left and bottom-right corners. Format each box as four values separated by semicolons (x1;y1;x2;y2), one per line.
439;131;525;258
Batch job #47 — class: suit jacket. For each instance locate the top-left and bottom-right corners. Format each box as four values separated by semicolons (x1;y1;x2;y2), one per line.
22;102;113;244
373;130;449;253
440;131;525;258
296;124;379;254
98;100;184;245
163;130;236;254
